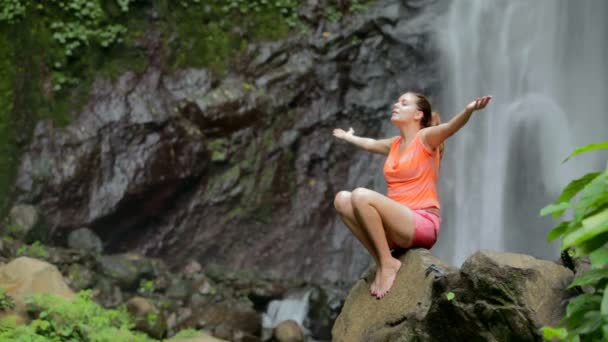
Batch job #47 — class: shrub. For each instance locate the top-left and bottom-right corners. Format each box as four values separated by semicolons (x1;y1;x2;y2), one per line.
541;141;608;341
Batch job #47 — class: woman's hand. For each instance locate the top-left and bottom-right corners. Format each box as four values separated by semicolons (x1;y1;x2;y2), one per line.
333;127;354;140
465;95;493;112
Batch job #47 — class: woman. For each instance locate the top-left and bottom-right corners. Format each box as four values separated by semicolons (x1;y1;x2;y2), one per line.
332;92;492;299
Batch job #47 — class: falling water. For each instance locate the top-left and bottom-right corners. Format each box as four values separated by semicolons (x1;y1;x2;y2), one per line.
433;0;608;266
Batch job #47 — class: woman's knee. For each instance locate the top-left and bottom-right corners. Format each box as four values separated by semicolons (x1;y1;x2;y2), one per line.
351;187;373;207
334;191;352;213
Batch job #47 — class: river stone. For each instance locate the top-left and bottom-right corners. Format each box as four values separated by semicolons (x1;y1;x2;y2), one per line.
274;320;304;342
6;205;41;242
66;263;95;290
126;296;167;338
195;300;261;340
97;253;155;290
67;227;103;254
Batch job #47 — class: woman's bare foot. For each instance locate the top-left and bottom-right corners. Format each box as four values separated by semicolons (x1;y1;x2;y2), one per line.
372;257;402;299
370;278;378;296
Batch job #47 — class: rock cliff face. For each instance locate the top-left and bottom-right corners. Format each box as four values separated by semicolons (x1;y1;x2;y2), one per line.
14;0;448;282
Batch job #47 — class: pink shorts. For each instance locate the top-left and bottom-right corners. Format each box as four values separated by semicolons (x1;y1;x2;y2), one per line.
410;209;441;249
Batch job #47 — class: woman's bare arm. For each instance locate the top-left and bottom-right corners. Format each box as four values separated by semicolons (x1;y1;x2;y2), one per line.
422;95;492;150
333;127;395;155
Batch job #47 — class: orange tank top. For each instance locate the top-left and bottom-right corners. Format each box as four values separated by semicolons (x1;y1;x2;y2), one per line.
383;131;441;209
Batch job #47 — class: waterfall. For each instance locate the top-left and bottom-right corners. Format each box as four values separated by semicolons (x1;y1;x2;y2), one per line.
261;288;312;340
432;0;608;266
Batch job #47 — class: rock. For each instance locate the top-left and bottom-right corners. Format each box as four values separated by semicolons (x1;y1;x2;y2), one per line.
97;253;155;290
183;260;203;278
274;320;304;342
305;285;345;340
166;276;192;300
332;249;455;341
5;205;44;243
66;263;95;290
126;296;167;339
192;300;261;341
332;249;574;341
0;257;74;321
67;228;103;254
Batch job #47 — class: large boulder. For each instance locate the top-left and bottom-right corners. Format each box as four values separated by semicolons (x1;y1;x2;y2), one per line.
332;249;574;341
332;249;456;341
0;257;74;320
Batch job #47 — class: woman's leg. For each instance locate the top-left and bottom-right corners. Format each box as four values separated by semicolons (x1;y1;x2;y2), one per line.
350;187;417;299
334;191;379;262
336;191;398;296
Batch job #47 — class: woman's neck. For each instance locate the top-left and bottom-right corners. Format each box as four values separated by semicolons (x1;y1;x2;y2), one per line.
398;124;421;144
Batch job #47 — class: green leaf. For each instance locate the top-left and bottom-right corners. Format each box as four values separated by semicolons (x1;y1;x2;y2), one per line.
564;141;608;162
548;221;572;242
557;172;602;204
540;202;571;218
573;172;608;222
446;292;455;301
566;293;601;317
568;269;608;288
541;326;568;340
601;285;608;316
589;247;608;269
573;310;602;334
563;210;608;249
575;232;608;256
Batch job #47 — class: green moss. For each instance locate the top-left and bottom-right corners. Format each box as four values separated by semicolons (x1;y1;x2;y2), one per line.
0;29;17;215
251;9;290;40
160;1;296;75
208;138;228;162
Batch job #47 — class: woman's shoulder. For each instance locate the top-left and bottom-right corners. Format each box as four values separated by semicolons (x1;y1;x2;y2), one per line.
415;129;435;155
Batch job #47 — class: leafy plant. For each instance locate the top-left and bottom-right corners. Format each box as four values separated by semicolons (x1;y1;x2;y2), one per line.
137;279;156;296
16;241;49;259
0;0;134;91
172;328;202;338
540;141;608;341
0;288;15;311
0;290;155;341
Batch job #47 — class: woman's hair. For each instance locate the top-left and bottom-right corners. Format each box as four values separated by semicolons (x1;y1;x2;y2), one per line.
411;92;444;158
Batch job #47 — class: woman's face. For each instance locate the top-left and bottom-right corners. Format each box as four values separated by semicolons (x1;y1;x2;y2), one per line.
391;92;422;124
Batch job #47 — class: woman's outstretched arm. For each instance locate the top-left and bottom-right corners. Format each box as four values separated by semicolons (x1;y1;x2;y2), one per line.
422;95;492;150
333;127;395;155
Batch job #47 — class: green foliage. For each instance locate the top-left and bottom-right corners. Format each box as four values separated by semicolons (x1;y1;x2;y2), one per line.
172;328;202;338
0;0;136;91
0;290;156;341
541;141;608;341
0;288;15;311
445;291;455;301
0;0;26;23
16;241;49;259
325;6;343;23
137;279;156;296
